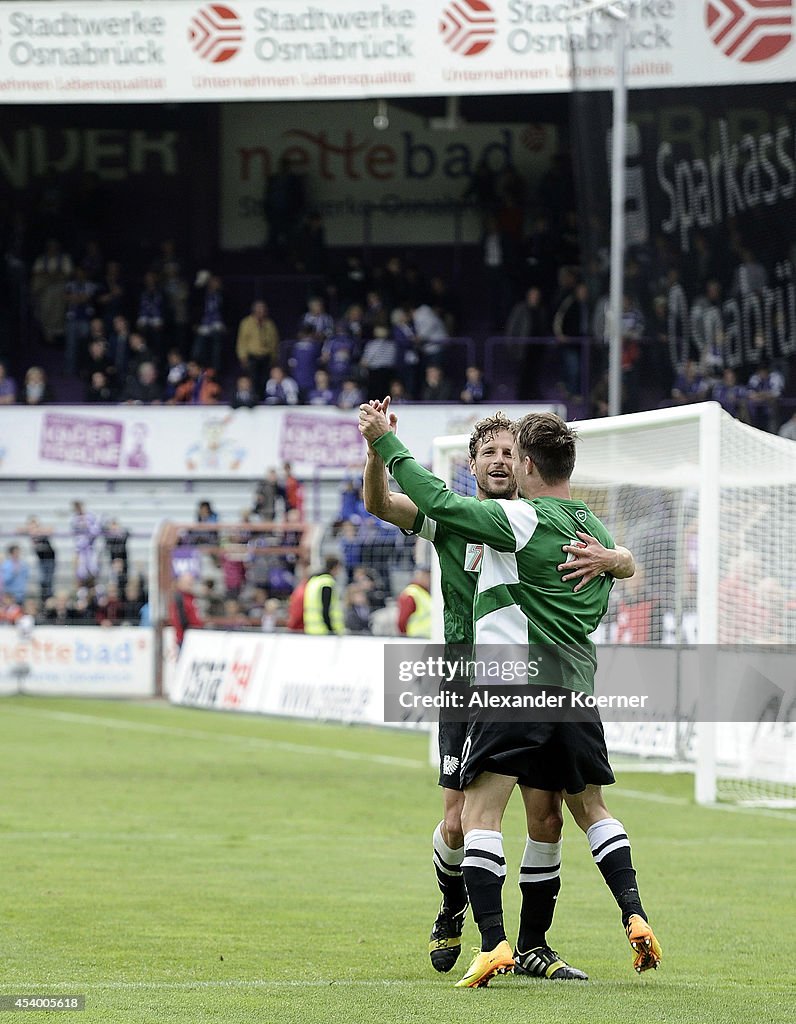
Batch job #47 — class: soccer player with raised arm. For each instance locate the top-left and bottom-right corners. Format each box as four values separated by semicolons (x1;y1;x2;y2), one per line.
362;400;635;982
360;405;662;988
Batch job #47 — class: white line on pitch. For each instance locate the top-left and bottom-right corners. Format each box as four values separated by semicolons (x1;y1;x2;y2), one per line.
1;705;427;770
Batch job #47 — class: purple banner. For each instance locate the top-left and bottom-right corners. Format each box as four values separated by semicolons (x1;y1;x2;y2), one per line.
279;413;364;468
171;547;203;580
39;413;123;469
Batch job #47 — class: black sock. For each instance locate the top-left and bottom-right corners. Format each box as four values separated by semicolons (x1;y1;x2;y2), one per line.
587;817;646;927
462;829;507;951
432;822;467;912
517;837;561;951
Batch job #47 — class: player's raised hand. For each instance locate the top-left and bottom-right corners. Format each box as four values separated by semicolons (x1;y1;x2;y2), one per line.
358;402;391;444
557;531;617;592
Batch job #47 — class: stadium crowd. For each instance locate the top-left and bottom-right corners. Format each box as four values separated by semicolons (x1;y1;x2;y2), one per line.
1;151;792;429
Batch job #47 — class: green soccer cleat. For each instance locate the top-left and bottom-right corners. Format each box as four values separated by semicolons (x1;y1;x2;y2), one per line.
513;945;589;980
429;903;468;973
454;940;515;988
626;914;663;973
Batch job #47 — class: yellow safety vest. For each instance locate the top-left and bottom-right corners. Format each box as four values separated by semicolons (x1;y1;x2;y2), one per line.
403;583;432;638
303;573;344;635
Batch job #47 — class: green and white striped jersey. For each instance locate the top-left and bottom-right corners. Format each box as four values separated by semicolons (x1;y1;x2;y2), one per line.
374;432;615;694
410;510;478;647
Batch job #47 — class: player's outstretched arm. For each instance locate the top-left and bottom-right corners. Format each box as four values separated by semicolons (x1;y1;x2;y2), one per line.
558;532;635;593
362;401;419;531
359;404;517;552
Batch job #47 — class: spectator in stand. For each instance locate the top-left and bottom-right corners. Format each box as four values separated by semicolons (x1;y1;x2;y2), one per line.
363;289;387;336
252;468;285;521
553;280;592;400
303;556;344;635
85;370;115;403
2;545;29;604
420;365;453;402
0;361;17;404
360;324;400;399
480;214;520;331
387;378;407;403
23;516;56;601
163;347;187;400
162;263;190;355
505;285;550;339
171;361;221;405
264;155;306;259
731;247;768;298
338;475;367;524
307;368;335;405
344;577;372;634
236;300;280;399
506;285;551;400
264;365;299;406
300;296;334;342
288;329;320;398
63;265;98;376
283;463;304;517
341;303;366;347
124;332;154;384
231;374;259;409
192;272;227;374
0;593;23;625
712;367;748;420
286;568;309;631
334;254;369;310
43;591;73;627
18;366;55;406
410;301;449;369
338;521;363;582
71;501;102;585
31;238;72;345
95;260;126;333
746;363;785;432
460;365;487;403
108;315;132;378
619;292;646;413
81;336;117;391
428;274;460;337
122;361;163;404
336;377;365;410
671;359;709;405
320;328;357;387
103;519;130;583
778;411;796;441
397;568;431;637
169;573;204;649
136;271;165;357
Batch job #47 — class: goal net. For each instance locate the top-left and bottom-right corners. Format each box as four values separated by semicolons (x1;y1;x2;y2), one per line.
433;404;796;807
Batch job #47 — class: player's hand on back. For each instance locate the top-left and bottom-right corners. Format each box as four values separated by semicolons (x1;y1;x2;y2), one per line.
558;531;617;592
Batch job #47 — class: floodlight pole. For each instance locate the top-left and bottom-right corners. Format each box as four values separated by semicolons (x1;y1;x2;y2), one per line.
565;1;628;417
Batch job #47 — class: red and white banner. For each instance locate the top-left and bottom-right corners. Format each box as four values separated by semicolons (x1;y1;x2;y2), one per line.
0;1;792;105
170;629;423;725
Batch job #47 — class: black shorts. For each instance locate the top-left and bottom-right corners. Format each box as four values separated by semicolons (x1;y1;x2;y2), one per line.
460;710;615;794
437;680;469;790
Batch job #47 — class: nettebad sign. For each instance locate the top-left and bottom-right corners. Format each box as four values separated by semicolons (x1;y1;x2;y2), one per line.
0;625;154;697
0;1;792;104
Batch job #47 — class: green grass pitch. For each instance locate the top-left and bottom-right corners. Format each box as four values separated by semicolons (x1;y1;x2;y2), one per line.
1;696;793;1023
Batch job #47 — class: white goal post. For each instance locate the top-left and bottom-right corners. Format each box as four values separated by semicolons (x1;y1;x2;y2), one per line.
432;403;796;807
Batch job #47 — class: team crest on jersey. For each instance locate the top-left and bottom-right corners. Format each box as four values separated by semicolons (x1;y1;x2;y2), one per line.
464;543;484;572
575;509;589;523
442;755;460;776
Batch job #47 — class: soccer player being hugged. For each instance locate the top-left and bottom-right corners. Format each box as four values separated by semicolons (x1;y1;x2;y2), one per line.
360;402;661;988
362;400;644;985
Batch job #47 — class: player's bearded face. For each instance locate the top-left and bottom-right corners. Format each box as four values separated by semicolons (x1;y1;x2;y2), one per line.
471;430;517;498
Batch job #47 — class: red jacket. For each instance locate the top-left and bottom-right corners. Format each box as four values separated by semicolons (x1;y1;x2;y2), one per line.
169;589;203;646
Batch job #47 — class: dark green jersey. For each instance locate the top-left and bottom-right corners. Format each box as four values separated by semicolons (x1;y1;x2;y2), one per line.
375;432;615;694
